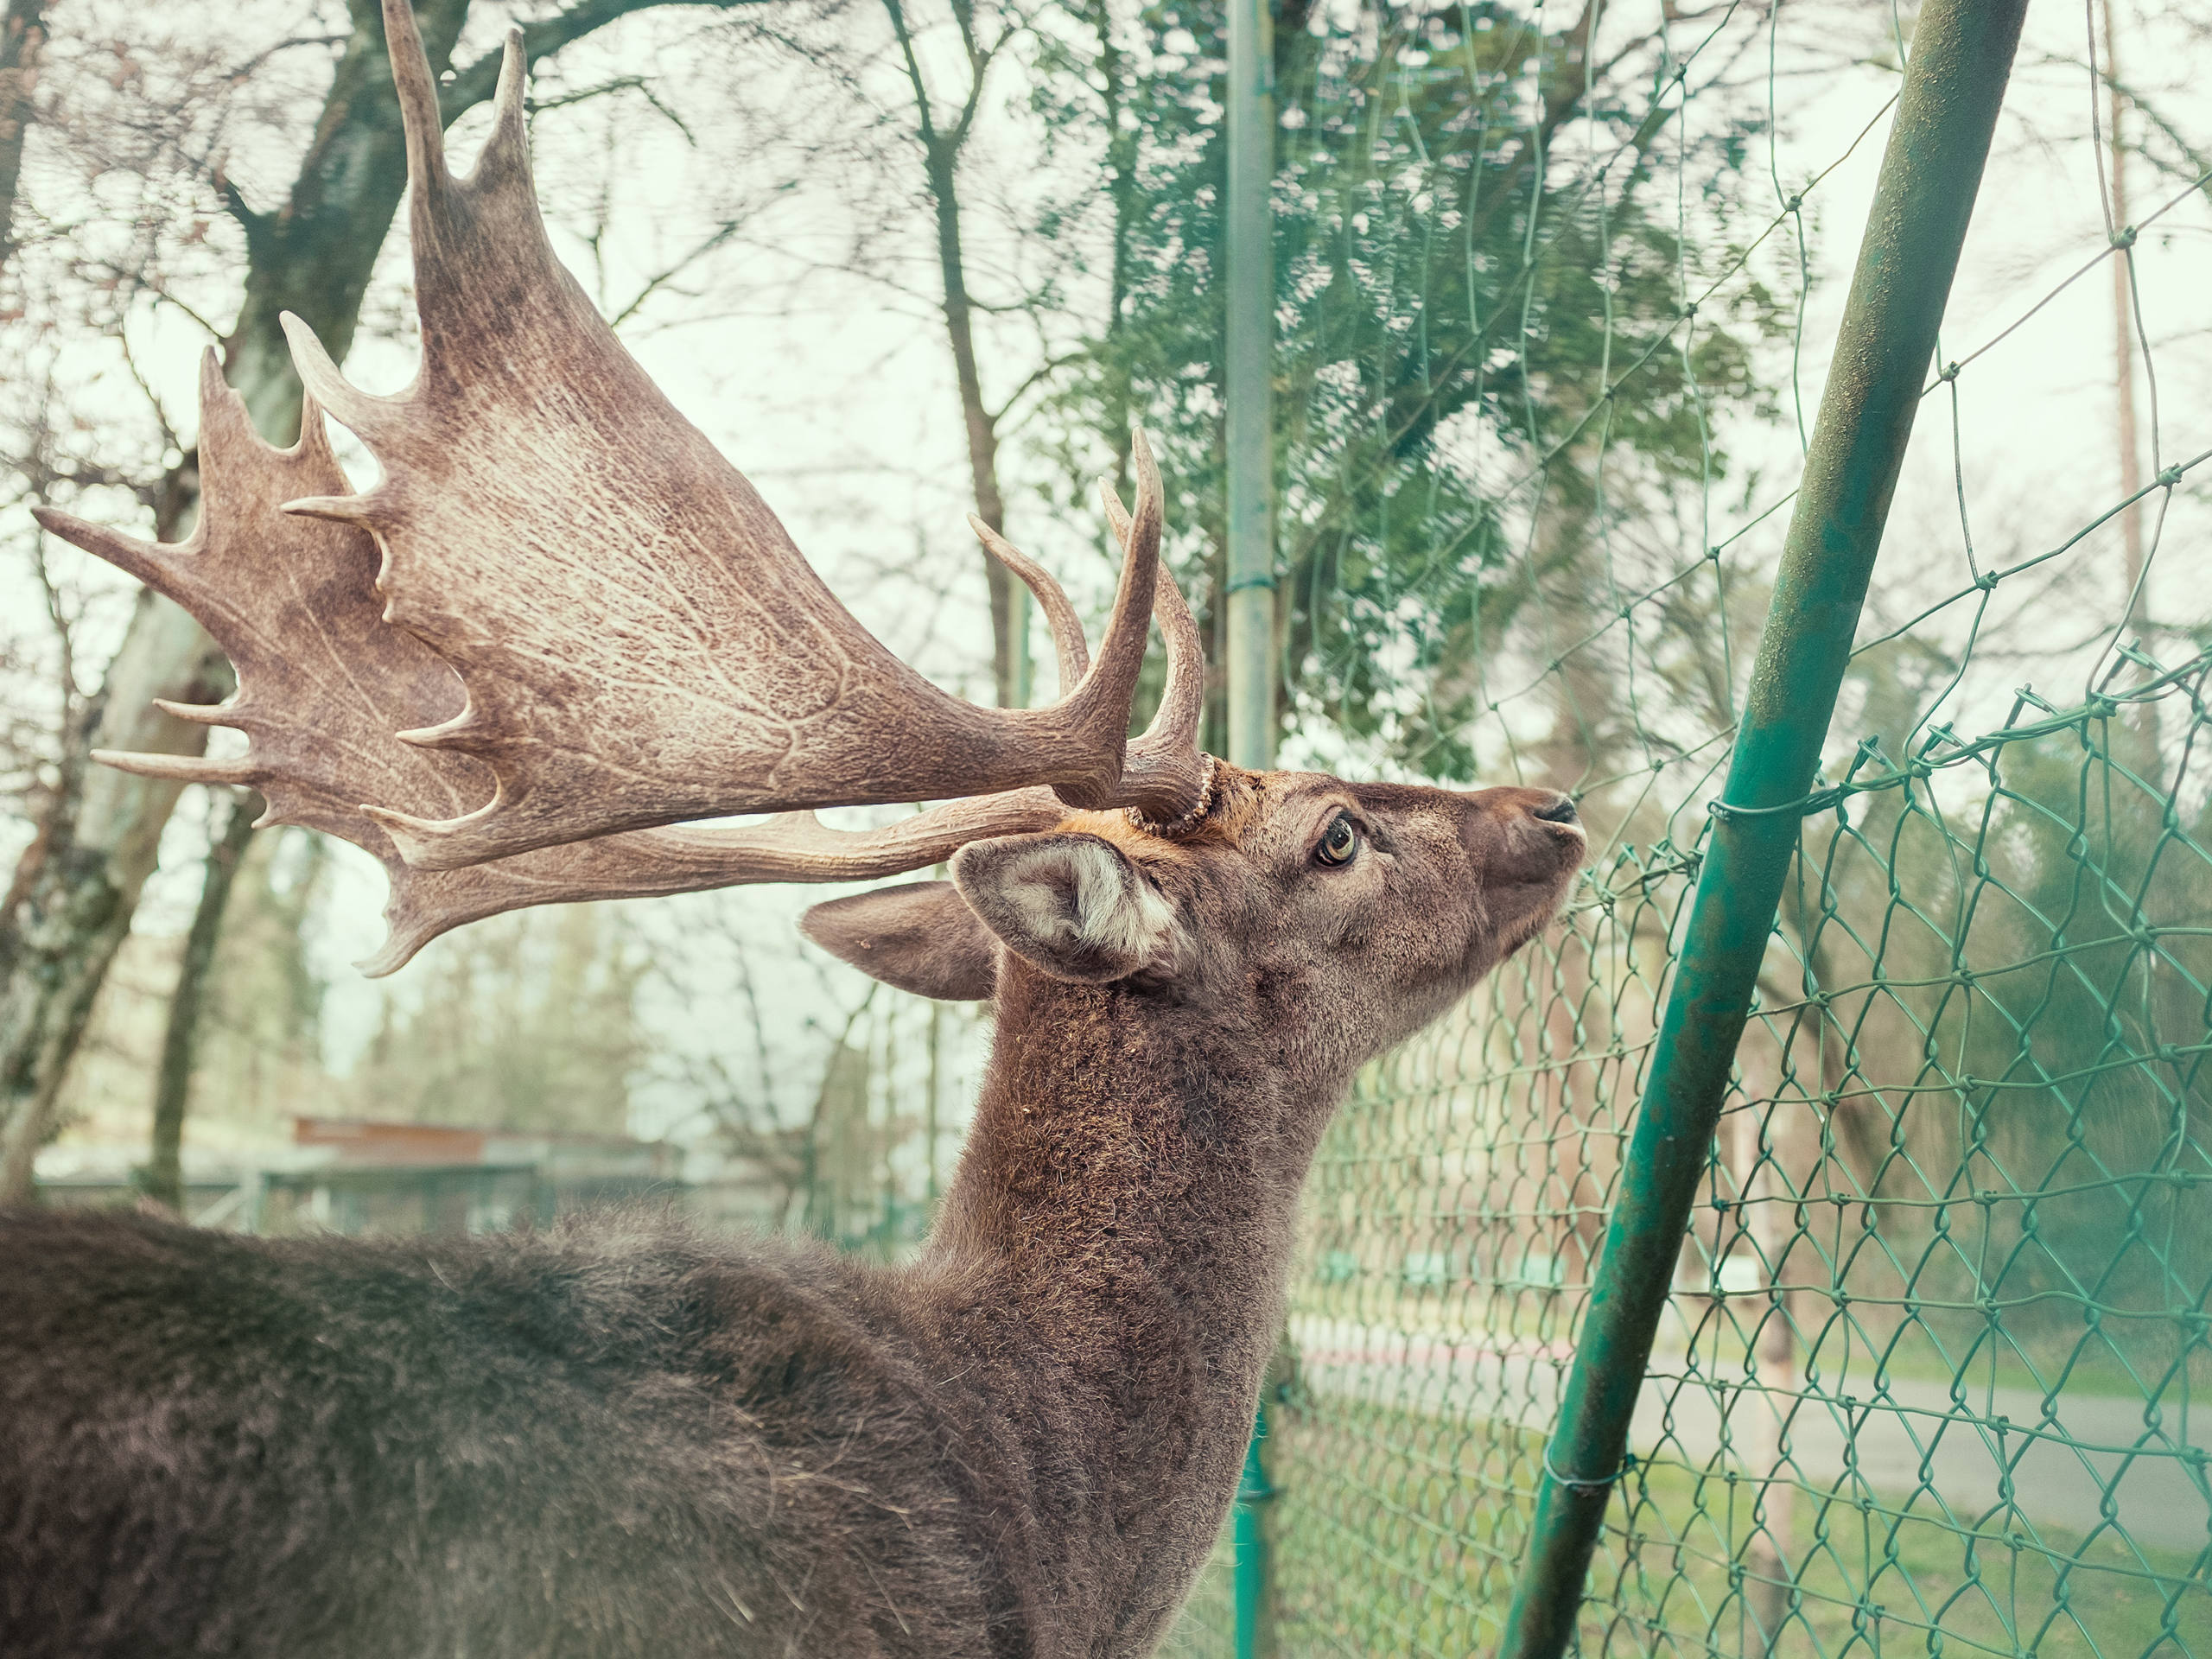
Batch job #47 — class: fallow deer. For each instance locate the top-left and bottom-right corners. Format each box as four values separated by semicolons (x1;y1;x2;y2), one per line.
0;5;1585;1655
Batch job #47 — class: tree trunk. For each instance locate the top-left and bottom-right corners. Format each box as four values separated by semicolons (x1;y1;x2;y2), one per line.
876;0;1030;708
0;0;45;271
138;791;259;1215
921;137;1027;709
1084;0;1135;500
0;596;236;1203
2099;0;2163;788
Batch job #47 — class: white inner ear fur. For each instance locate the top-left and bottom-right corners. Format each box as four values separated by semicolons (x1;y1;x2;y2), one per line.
1005;839;1179;963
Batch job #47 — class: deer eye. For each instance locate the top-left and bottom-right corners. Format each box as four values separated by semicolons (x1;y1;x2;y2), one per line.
1314;812;1360;868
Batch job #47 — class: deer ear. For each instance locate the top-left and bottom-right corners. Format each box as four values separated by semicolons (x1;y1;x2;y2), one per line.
950;832;1182;984
800;881;997;1001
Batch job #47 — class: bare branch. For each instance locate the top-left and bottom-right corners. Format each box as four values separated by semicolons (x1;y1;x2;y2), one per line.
529;74;697;144
115;331;184;462
222;34;351;85
213;173;275;255
986;351;1081;428
440;0;783;125
2034;50;2212;205
880;0;943;152
606;218;742;328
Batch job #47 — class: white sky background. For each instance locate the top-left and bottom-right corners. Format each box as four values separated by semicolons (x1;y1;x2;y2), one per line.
3;0;2208;1135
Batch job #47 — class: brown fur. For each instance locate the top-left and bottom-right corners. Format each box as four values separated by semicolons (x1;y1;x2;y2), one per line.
0;770;1581;1657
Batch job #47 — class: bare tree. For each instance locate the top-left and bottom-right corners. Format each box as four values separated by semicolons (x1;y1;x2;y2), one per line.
343;905;645;1136
0;584;231;1202
647;890;891;1227
880;0;1042;708
0;0;783;1202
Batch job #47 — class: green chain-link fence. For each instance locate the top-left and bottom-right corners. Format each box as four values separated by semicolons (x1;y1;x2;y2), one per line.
1160;0;2212;1649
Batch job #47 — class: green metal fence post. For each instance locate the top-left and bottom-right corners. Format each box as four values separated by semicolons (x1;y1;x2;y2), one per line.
1231;1405;1274;1659
1496;2;2030;1653
1225;0;1279;1640
1224;0;1275;771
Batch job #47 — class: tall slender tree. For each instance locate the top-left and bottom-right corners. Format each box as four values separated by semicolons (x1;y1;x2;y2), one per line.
880;0;1039;709
138;787;258;1215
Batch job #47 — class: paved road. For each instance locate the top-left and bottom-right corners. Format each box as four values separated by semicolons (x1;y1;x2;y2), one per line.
1290;1316;2212;1553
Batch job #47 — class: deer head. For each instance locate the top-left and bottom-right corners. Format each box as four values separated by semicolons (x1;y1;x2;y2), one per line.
806;770;1586;1088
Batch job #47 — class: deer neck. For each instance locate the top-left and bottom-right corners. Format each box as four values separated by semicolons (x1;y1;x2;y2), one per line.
914;964;1344;1648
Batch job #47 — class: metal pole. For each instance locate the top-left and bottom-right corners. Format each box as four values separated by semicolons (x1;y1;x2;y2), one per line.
1224;0;1275;770
1226;0;1277;1644
1496;2;2028;1652
1231;1409;1274;1659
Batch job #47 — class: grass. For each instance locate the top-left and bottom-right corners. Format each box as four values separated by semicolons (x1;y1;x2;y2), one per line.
1166;1398;2212;1657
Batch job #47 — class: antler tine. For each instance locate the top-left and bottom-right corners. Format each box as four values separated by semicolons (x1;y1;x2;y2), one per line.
84;750;257;788
1097;474;1199;740
411;19;534;373
380;0;451;199
1096;470;1134;544
276;0;485;444
1096;451;1212;825
969;515;1090;697
1131;536;1204;757
1037;425;1162;804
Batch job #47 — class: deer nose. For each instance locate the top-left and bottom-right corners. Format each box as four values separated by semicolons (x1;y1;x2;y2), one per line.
1529;792;1579;825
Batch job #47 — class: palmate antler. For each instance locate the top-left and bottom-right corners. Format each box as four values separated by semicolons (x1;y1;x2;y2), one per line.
291;0;1167;868
33;0;1211;976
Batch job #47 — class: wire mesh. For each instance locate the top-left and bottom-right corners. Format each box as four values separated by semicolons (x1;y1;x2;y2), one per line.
1161;0;2212;1651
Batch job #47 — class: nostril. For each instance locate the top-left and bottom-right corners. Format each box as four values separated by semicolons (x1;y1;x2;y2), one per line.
1530;794;1579;825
